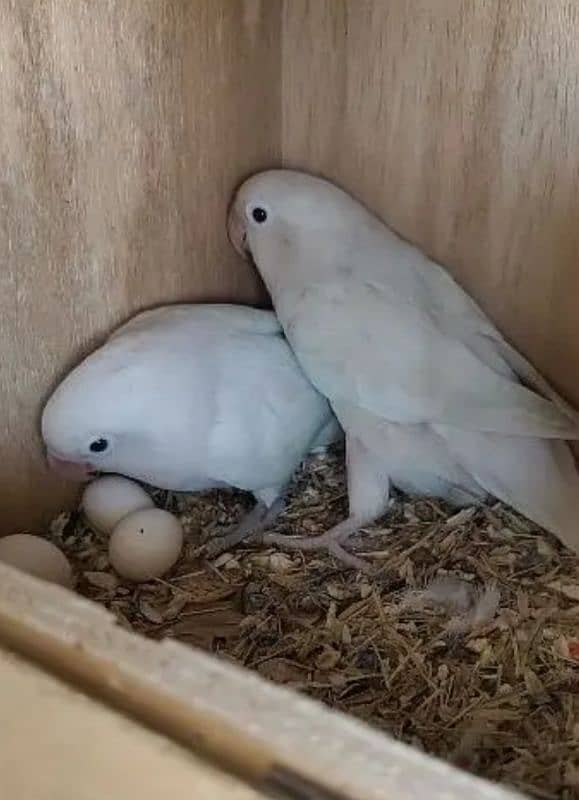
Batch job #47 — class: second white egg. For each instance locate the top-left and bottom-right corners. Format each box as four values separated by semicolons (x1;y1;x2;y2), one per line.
81;476;155;534
108;508;184;581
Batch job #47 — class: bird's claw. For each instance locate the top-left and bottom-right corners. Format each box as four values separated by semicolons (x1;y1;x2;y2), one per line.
204;496;286;560
203;528;261;559
262;527;372;572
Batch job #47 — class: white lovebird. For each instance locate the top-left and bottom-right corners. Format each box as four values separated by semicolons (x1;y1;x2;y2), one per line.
42;304;341;554
228;169;579;568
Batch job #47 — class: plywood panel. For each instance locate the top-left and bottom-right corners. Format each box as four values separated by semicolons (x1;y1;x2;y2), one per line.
0;0;279;530
282;1;579;403
0;647;264;800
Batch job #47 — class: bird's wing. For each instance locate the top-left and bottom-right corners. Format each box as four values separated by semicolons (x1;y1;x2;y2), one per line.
206;335;330;490
425;267;577;419
286;278;579;438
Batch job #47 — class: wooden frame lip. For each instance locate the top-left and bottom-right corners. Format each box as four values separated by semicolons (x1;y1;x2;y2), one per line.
0;563;525;800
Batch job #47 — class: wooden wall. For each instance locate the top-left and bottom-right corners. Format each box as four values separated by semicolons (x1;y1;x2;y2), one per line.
282;1;579;403
0;0;278;530
5;1;579;529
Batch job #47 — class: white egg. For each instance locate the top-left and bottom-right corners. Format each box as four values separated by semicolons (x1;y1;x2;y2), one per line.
108;508;183;582
0;534;73;587
81;476;155;534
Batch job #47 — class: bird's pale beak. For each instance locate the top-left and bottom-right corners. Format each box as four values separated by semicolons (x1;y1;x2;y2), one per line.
227;207;251;261
47;452;96;482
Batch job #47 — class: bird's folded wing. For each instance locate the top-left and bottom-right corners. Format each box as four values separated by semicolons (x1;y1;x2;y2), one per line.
289;280;579;439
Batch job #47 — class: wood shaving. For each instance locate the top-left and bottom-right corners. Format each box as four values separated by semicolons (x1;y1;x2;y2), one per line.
48;445;579;800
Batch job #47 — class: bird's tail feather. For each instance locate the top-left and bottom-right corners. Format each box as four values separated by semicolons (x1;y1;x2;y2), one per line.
439;426;579;556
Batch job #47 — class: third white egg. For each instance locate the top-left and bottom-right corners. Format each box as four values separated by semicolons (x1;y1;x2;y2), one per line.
0;534;72;587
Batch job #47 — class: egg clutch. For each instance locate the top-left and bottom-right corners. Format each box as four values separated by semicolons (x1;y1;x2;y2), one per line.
0;476;183;586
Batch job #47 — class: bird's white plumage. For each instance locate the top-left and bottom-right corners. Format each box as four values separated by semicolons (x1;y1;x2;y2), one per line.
230;169;579;557
42;303;341;505
283;279;579;437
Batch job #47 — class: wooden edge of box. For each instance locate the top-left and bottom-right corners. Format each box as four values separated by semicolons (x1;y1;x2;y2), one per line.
0;563;525;800
0;646;267;799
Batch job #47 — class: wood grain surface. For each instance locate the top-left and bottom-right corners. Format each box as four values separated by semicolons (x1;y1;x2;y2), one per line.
282;1;579;404
0;647;265;800
0;0;278;529
4;1;579;529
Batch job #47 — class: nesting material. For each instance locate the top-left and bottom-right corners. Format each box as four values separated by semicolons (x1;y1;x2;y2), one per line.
50;446;579;800
0;534;72;587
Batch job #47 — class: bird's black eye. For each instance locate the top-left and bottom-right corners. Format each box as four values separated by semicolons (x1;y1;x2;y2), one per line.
89;438;109;453
252;207;268;224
